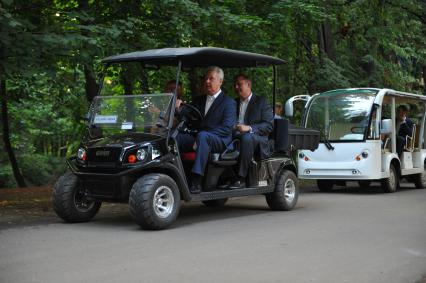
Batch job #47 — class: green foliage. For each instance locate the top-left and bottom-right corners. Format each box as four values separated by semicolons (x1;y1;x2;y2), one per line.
0;155;66;187
311;58;351;92
19;154;67;186
0;165;16;188
0;0;425;187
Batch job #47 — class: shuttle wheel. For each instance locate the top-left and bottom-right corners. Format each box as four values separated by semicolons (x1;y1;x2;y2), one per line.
411;162;426;189
381;164;399;193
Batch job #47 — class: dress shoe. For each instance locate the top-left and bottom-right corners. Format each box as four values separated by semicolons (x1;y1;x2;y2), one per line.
217;180;231;189
189;183;202;194
228;180;246;189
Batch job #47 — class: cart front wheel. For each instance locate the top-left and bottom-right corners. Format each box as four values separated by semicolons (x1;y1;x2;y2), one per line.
129;174;181;230
52;172;101;223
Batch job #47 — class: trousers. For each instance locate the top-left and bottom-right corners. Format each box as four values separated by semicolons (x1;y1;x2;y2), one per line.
176;131;225;176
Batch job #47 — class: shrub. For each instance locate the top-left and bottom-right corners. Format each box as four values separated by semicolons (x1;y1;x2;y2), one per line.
0;165;17;188
19;154;67;186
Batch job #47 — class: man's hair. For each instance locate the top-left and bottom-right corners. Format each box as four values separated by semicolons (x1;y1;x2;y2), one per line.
234;74;251;83
275;102;282;108
206;66;224;81
397;105;409;112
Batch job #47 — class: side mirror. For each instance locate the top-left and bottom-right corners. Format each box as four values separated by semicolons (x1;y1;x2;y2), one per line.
381;119;392;134
285;99;294;117
284;95;310;117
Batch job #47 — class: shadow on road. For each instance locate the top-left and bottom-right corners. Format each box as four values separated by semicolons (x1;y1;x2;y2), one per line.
303;182;419;195
84;199;275;230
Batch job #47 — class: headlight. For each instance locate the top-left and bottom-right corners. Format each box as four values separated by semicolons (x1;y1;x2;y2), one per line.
136;148;148;161
77;148;86;161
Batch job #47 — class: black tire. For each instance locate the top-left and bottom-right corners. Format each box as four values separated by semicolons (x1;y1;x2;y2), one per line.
381;164;399;193
265;170;299;211
52;172;101;223
129;173;181;230
317;179;334;192
202;198;228;207
410;162;426;189
358;180;371;188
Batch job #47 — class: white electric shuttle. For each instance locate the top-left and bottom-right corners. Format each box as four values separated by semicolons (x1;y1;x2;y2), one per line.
285;88;426;192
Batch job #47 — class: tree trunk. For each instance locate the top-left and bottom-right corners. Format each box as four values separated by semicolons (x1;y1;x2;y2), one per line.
1;79;27;187
84;65;99;103
322;22;335;61
318;22;335;62
140;68;149;94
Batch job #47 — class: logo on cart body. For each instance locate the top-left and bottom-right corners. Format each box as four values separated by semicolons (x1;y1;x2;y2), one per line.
95;150;110;157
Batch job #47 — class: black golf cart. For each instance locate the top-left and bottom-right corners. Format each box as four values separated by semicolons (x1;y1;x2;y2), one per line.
52;47;319;230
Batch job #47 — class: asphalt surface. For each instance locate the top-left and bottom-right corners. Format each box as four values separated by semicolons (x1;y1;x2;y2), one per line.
1;183;426;283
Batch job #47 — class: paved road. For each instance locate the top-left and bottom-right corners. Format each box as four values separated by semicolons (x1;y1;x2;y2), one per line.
1;183;426;283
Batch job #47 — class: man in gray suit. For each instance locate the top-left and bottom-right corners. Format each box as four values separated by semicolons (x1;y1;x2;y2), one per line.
230;74;273;189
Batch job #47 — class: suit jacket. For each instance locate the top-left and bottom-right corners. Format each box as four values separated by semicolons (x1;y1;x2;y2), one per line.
192;91;236;147
235;94;273;158
398;117;414;137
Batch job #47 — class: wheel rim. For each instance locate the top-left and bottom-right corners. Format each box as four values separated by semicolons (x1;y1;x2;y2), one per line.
284;178;296;203
153;186;174;219
73;186;95;213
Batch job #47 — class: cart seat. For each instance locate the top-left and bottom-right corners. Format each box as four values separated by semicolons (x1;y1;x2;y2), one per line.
180;149;239;166
181;151;196;161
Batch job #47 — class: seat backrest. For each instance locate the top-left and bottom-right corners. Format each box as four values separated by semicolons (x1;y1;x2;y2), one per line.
273;118;289;152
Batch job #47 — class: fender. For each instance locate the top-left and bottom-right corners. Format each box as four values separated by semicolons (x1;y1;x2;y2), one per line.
268;156;297;181
381;152;400;178
280;157;297;174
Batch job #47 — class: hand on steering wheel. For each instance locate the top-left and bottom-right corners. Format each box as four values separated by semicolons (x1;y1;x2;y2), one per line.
176;103;203;133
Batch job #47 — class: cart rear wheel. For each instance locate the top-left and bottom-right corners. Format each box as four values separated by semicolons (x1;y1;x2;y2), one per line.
266;170;299;211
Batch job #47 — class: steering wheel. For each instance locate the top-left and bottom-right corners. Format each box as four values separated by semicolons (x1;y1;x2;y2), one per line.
177;103;203;132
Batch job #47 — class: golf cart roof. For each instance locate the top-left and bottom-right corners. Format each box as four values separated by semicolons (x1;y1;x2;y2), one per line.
102;47;285;68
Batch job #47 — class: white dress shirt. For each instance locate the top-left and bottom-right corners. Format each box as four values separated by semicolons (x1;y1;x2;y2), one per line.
205;90;221;115
238;93;253;124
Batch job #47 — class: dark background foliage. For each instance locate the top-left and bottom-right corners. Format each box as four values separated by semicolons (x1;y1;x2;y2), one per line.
1;0;425;187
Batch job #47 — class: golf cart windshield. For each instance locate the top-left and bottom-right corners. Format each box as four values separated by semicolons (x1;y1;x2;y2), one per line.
88;94;173;137
304;89;377;141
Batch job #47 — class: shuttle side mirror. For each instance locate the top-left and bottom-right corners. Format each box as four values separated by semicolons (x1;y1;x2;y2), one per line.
284;95;310;117
381;119;392;134
285;99;294;117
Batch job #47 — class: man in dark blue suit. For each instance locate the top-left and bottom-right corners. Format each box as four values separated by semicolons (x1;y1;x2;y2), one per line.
177;66;236;193
229;74;273;189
